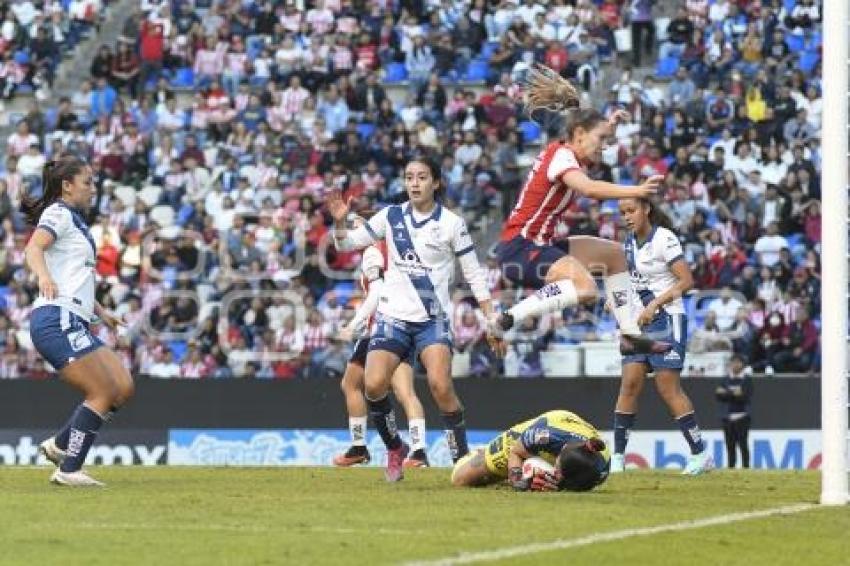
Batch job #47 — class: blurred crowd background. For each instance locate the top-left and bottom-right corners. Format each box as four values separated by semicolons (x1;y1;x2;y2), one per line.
0;0;823;378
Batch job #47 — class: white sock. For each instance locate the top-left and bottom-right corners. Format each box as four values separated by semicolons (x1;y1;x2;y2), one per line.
605;272;641;336
349;416;367;447
508;280;580;322
408;418;426;451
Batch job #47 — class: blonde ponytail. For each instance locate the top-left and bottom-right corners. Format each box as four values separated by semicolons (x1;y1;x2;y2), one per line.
523;64;581;116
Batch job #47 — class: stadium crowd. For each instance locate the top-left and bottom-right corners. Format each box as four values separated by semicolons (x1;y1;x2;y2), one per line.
0;0;823;378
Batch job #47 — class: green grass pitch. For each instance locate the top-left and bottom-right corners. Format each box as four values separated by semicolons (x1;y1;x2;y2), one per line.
1;468;847;565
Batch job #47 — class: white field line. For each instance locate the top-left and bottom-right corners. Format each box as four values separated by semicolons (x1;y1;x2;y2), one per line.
402;503;818;566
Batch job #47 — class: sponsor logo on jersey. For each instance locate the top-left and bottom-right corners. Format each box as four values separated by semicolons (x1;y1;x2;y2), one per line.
533;429;550;445
394;250;431;276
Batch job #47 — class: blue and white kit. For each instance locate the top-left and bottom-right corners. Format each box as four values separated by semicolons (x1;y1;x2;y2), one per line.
622;226;687;371
335;202;491;362
29;202;103;370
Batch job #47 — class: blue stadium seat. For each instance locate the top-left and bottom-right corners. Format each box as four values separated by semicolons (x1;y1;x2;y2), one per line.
655;56;679;78
384;62;408;82
331;281;355;305
356;122;376;141
171;67;194;88
168;340;188;362
13;50;29;65
518;120;541;143
785;34;805;53
464;60;490;82
479;41;498;60
799;50;820;74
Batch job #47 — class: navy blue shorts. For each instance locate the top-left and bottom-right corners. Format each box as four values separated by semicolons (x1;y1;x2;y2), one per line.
496;236;569;289
30;306;104;371
622;313;687;371
348;337;370;367
368;314;452;365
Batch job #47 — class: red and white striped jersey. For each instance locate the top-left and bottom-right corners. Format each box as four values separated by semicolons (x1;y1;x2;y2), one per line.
500;141;585;246
359;240;388;331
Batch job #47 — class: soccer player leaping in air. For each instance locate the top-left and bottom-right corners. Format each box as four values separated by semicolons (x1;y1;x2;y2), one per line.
329;157;503;482
490;65;667;354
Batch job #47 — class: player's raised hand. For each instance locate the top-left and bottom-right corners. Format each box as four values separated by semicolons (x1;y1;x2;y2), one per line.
636;174;665;198
98;309;126;332
608;109;631;126
38;274;58;300
327;190;352;224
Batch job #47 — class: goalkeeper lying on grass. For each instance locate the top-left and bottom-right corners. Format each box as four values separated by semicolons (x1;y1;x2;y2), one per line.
451;410;610;492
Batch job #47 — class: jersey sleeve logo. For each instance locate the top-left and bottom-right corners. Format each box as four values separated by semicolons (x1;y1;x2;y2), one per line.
533;428;550;445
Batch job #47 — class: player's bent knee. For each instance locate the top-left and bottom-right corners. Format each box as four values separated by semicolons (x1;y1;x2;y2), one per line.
427;380;455;407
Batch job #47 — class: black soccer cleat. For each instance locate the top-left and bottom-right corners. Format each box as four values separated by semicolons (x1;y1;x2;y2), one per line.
333;445;371;466
403;449;430;469
497;312;514;331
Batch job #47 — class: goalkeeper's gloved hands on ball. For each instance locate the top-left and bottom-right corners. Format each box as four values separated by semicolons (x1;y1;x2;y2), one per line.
529;470;559;492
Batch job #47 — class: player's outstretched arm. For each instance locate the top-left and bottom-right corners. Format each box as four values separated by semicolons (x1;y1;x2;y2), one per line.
562;169;664;202
343;279;383;340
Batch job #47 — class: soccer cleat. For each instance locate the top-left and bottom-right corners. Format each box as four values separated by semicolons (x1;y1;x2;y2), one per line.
682;450;715;476
619;334;672;355
385;442;410;482
50;469;105;487
403;448;430;468
333;446;371;467
39;437;67;467
609;453;625;474
487;312;514;336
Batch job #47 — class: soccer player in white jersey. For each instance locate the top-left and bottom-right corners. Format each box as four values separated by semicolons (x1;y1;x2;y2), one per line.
21;156;134;487
609;197;714;475
334;230;430;468
491;65;667;355
329;157;502;482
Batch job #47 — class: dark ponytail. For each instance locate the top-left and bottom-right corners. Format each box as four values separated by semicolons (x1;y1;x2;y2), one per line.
644;198;676;232
20;155;87;226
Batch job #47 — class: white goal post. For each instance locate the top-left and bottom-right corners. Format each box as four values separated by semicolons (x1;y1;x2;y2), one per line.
820;0;849;505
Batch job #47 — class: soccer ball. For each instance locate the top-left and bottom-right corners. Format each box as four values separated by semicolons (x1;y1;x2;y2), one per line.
521;456;556;480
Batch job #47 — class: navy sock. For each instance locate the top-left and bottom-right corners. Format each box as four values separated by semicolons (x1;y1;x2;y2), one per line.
613;412;636;454
60;404;105;473
676;412;706;455
104;405;120;423
56;405;117;450
441;410;468;462
366;395;401;450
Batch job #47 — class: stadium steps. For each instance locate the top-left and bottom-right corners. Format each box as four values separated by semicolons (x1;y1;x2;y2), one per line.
0;0;135;154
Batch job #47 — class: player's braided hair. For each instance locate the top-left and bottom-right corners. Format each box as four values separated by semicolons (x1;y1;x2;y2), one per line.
523;64;606;142
20;154;88;226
